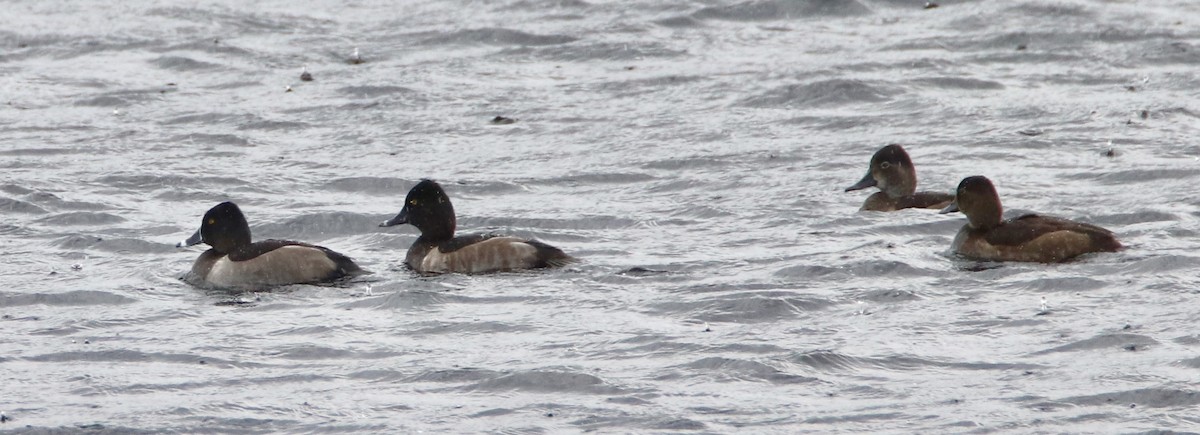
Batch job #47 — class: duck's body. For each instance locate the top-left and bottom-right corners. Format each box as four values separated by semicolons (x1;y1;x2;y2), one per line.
860;191;955;212
405;235;572;274
847;144;953;211
381;180;575;274
178;202;363;288
941;176;1121;263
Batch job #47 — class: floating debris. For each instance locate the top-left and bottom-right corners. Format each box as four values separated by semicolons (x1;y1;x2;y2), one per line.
490;115;516;125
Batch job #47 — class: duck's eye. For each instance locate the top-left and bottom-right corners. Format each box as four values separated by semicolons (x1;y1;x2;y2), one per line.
207;219;216;225
880;162;891;169
409;199;418;206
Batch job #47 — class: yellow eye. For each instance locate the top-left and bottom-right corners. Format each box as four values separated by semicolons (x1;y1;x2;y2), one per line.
409;199;418;206
208;219;216;225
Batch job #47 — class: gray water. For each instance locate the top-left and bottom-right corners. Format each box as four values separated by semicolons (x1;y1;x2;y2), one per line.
3;0;1200;433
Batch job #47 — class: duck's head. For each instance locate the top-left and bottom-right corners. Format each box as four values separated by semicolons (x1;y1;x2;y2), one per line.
380;179;456;239
178;201;252;253
940;175;1003;229
845;144;918;198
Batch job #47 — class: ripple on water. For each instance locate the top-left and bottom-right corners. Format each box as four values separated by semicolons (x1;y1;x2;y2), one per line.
1118;254;1196;274
24;349;224;365
738;79;900;108
408;320;536;336
680;357;817;384
96;174;247;189
908;76;1006;91
150;55;222;71
691;0;871;21
0;290;136;306
338;85;419;100
502;41;685;62
36;211;126;226
459;370;623;394
649;290;834;323
53;235;177;254
267;345;401;361
0;197;49;214
789;350;1041;373
252;211;382;240
321;177;418;195
1060;168;1200;185
1056;388;1200;409
997;276;1109;293
418;28;578;46
1031;333;1159;355
169;133;253;147
73;87;175;107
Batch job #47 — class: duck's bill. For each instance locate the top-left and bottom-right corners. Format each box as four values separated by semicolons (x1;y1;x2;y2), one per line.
844;172;877;192
379;209;409;227
939;201;960;214
177;229;203;248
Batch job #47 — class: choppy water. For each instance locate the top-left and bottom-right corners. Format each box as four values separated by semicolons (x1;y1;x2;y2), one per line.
3;0;1200;432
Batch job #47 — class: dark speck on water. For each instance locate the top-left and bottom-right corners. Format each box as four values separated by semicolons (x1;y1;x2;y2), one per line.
2;0;1194;433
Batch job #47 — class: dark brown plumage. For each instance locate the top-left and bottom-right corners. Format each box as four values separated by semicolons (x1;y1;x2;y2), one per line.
846;144;953;211
940;176;1121;263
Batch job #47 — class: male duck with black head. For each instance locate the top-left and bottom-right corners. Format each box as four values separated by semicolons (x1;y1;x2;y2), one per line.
940;176;1121;263
380;179;576;274
177;202;365;288
846;144;954;211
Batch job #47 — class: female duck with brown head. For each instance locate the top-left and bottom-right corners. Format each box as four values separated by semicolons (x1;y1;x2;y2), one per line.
177;202;365;289
380;179;576;274
940;176;1121;263
846;144;954;211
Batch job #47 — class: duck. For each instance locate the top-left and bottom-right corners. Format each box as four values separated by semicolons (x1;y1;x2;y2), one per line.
939;176;1121;263
845;144;954;211
379;179;576;274
177;202;365;288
